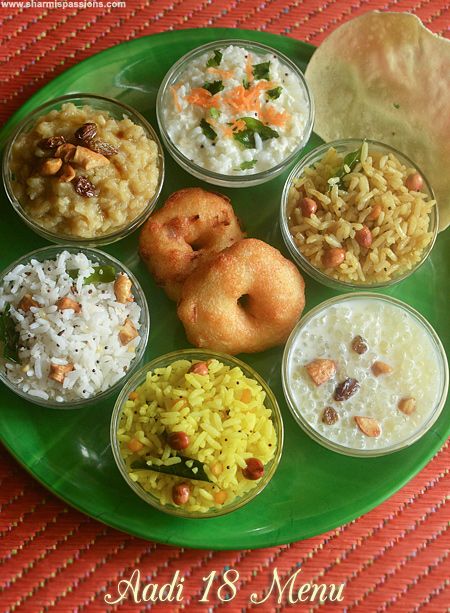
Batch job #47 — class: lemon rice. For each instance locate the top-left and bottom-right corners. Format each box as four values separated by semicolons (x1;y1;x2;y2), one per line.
117;358;277;513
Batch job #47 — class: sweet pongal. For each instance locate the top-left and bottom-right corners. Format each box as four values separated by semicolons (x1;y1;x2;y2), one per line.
9;102;161;239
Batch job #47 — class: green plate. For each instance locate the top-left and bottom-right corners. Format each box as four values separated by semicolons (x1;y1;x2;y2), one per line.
0;28;448;550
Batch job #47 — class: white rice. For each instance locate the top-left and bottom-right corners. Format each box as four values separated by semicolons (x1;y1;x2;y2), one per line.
0;251;142;402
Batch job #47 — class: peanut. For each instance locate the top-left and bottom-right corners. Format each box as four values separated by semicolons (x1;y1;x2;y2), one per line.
167;431;190;451
243;458;264;480
367;204;382;221
172;483;190;505
322;247;345;268
405;172;423;192
355;225;373;248
300;197;318;218
189;361;209;376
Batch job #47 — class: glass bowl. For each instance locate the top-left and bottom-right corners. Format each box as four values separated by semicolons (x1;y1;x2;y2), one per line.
280;139;438;290
282;293;448;457
0;245;150;409
2;93;165;246
156;39;314;188
110;349;284;518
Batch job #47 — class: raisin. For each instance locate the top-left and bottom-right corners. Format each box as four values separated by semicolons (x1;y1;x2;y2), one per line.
39;135;66;149
73;175;97;198
75;122;97;142
334;378;360;401
351;335;369;355
89;139;118;157
322;406;339;425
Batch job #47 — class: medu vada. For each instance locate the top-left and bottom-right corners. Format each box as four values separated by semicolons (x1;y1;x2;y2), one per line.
139;188;244;300
177;238;305;354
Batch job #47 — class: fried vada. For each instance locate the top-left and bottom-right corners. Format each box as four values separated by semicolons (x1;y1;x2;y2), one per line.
139;187;244;300
177;238;305;354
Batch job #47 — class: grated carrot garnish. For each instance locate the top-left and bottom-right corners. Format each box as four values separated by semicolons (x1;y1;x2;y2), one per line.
170;83;182;113
260;104;290;127
185;87;220;109
255;80;277;91
222;118;247;138
221;125;234;138
207;67;235;80
231;119;246;132
223;85;262;112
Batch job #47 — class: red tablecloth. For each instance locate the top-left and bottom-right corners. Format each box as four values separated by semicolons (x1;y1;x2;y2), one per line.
1;1;449;611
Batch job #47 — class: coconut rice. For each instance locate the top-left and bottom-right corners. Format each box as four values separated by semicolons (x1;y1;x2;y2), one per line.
287;142;435;284
0;251;142;402
117;358;277;513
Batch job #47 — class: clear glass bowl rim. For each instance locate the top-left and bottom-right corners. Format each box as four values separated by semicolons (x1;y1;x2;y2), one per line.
110;348;284;519
2;93;165;246
0;245;150;409
156;39;315;185
282;292;449;458
280;138;439;290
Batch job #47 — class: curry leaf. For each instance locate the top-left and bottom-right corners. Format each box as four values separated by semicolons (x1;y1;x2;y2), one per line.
68;265;116;284
233;129;255;149
235;159;257;170
233;117;279;149
200;119;217;141
203;80;224;95
0;303;20;363
266;86;282;100
131;456;212;483
332;142;365;188
253;61;270;80
206;49;223;67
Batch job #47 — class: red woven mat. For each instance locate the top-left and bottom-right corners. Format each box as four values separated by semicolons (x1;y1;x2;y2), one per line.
1;1;449;611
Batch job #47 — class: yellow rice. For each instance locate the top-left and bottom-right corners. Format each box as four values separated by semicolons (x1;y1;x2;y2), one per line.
287;144;435;284
117;359;277;513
